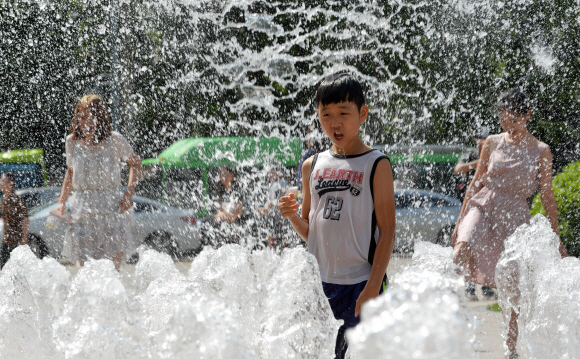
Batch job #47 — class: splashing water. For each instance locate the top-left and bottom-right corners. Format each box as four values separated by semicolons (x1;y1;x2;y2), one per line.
5;0;580;171
0;244;339;358
347;241;475;359
496;214;580;358
3;223;578;358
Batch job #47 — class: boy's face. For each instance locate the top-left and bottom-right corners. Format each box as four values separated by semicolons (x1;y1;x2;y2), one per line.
317;101;369;149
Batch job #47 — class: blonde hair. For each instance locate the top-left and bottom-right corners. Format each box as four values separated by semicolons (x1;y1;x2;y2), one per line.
69;94;112;143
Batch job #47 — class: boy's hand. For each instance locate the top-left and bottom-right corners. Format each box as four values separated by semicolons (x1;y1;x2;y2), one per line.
278;193;300;219
355;285;380;317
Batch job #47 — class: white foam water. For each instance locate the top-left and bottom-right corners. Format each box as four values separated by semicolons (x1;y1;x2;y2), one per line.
496;214;580;358
5;225;576;359
0;244;338;358
347;241;475;359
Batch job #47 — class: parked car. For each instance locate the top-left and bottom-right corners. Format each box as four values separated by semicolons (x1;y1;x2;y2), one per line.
394;189;461;253
2;195;202;261
373;144;474;200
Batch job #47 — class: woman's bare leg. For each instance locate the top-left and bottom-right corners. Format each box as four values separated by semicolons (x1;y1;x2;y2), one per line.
506;309;518;356
453;242;477;282
112;252;123;272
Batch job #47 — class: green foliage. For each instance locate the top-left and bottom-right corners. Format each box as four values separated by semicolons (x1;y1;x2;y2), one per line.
1;0;579;175
486;303;502;312
531;161;580;256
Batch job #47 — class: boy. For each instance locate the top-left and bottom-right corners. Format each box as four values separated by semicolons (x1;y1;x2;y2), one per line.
278;73;396;358
0;172;29;270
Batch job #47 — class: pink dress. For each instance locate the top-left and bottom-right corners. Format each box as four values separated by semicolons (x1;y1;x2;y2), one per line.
456;133;548;286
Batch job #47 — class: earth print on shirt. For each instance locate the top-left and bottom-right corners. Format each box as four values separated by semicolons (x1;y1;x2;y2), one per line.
312;167;364;220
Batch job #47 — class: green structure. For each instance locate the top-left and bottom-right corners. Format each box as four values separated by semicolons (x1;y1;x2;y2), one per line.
142;136;302;212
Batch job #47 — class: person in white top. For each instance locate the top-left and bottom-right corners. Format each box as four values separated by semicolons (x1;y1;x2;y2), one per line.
57;94;142;271
278;73;396;359
256;164;289;248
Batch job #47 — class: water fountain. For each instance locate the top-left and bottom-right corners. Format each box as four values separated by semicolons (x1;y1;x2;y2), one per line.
1;0;579;357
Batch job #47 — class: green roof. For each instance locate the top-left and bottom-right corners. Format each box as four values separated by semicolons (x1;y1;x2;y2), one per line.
0;149;45;164
148;137;302;169
372;144;470;164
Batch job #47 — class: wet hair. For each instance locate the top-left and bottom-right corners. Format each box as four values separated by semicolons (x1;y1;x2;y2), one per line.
69;94;112;143
315;73;366;111
496;88;530;115
1;172;15;184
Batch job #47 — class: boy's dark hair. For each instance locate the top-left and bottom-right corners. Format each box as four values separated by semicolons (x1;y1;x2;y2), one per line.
496;88;530;115
315;73;366;111
1;172;15;184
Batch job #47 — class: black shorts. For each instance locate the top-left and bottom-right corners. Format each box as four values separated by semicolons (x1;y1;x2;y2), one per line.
322;278;387;359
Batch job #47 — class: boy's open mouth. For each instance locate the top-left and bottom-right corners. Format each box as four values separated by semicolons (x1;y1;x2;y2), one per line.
334;132;343;141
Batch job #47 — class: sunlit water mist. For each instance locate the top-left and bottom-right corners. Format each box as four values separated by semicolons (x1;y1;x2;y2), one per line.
5;0;579;169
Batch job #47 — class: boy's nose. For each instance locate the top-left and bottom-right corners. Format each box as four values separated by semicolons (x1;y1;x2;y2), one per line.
330;117;342;127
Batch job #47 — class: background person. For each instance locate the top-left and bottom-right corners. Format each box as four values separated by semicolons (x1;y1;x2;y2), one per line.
58;94;142;271
256;164;289;248
214;166;245;223
202;165;251;247
0;172;29;270
454;129;489;201
451;88;567;359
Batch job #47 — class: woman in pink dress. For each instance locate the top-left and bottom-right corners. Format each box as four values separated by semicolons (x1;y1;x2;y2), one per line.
451;88;567;359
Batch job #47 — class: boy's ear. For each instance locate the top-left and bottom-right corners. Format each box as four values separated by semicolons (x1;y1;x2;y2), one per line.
359;105;369;124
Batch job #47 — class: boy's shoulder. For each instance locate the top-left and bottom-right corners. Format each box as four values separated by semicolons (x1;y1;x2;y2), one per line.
302;151;319;170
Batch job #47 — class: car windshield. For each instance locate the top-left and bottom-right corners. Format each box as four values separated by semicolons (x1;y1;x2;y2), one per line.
29;200;58;217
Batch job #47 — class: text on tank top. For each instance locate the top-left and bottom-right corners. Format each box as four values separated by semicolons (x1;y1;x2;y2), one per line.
308;149;389;285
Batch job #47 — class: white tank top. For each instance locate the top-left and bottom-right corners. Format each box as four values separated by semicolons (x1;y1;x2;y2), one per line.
308;149;389;285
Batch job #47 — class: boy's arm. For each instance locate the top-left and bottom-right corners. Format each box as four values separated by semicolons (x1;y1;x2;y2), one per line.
355;158;396;317
279;157;312;242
